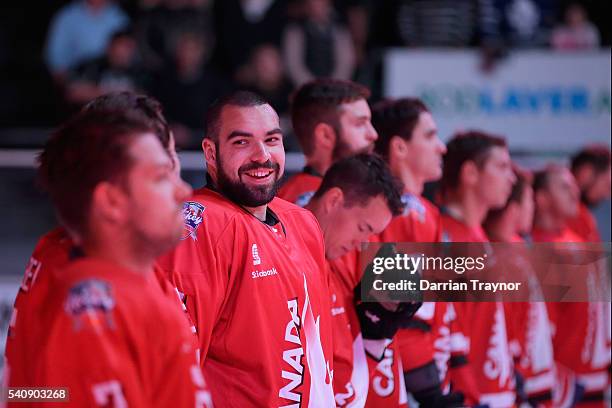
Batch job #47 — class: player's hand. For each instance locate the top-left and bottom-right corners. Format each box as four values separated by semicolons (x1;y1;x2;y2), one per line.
354;281;422;340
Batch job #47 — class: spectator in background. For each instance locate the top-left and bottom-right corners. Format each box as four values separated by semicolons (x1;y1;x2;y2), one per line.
239;44;292;118
45;0;129;82
283;0;355;87
135;0;213;70
152;31;229;148
551;2;600;50
65;29;148;107
213;0;289;78
494;0;559;47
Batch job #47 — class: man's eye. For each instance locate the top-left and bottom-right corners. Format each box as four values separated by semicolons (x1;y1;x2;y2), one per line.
266;136;280;143
233;139;247;146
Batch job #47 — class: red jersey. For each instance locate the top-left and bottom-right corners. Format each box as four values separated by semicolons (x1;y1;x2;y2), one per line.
377;194;446;407
327;258;369;407
532;227;611;405
5;228;204;395
278;169;323;206
567;203;601;243
15;258;210;407
380;194;442;244
5;227;74;389
504;301;555;405
328;248;408;408
158;188;335;407
441;212;516;408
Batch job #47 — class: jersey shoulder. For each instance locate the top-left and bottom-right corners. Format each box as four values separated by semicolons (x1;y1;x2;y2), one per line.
278;172;322;205
270;197;323;234
31;226;73;263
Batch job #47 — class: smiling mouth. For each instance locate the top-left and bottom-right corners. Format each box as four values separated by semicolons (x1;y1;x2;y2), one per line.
243;169;275;180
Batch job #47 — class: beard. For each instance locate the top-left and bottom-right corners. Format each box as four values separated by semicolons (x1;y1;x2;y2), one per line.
332;131;374;162
216;156;282;207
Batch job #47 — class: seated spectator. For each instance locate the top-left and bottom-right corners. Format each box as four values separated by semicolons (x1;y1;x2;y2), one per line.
65;29;148;107
551;2;600;50
44;0;129;82
135;0;213;70
238;44;292;118
152;31;229;147
283;0;355;86
213;0;289;77
499;0;558;47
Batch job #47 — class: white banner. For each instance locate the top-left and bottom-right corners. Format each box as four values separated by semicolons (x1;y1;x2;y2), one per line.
384;49;611;152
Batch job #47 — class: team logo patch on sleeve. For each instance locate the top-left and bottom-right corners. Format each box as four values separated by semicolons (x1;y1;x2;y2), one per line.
64;279;115;331
181;201;206;241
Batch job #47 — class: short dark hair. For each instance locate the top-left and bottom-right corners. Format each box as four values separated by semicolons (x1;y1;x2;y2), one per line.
291;79;371;156
442;130;507;193
205;90;271;142
313;153;404;216
82;92;171;152
38;110;155;237
571;145;611;174
373;98;429;159
533;163;568;194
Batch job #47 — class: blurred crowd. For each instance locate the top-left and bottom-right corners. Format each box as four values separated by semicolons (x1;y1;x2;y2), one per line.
0;0;609;149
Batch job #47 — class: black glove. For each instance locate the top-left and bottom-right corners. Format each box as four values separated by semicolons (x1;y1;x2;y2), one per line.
413;389;465;408
354;282;422;340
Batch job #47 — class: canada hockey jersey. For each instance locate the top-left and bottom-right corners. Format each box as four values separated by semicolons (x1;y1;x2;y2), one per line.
158;187;336;407
532;227;611;407
15;258;210;407
441;212;516;408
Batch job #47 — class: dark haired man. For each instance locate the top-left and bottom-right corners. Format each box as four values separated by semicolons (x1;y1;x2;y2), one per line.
372;98;471;408
305;153;406;407
4;92;186;389
532;165;610;407
568;145;611;242
12;110;209;406
278;78;378;206
440;131;517;407
158;91;336;406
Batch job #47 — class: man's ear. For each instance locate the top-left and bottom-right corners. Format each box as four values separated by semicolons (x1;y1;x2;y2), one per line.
460;160;479;187
390;136;407;159
91;182;129;225
202;138;217;177
321;187;345;214
313;123;337;152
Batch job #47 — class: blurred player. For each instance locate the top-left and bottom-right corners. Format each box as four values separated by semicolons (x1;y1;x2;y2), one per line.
483;169;534;243
532;165;611;407
440;131;517;407
12;109;210;406
278;78;378;205
484;170;556;406
4;92;188;389
568;145;611;242
372;98;468;408
305;153;408;407
157;91;336;406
